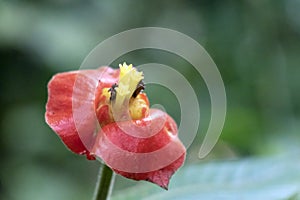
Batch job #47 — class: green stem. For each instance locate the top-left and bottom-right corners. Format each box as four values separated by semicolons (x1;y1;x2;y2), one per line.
93;163;115;200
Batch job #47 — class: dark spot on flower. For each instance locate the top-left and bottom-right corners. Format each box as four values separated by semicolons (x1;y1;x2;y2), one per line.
132;80;145;98
109;83;118;101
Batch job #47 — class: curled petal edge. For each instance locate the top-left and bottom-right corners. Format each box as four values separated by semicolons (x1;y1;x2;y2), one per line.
45;67;119;159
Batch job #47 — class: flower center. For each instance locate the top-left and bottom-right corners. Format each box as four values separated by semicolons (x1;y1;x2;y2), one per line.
110;63;149;121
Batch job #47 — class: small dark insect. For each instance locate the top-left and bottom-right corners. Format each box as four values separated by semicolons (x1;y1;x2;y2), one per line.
132;80;145;98
109;83;118;101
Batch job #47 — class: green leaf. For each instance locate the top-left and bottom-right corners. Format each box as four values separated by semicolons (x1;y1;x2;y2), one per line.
112;152;300;200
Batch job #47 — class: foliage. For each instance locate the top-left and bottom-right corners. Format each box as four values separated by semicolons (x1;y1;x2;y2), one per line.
113;152;300;200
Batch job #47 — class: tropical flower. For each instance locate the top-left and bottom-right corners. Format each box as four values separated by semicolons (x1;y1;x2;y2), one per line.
45;63;186;189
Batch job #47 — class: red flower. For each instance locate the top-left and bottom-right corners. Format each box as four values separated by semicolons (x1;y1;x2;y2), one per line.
45;63;186;189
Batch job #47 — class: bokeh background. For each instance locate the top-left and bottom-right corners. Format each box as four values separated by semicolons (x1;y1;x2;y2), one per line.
1;0;300;199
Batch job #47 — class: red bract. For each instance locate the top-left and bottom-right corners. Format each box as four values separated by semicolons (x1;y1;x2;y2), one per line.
93;109;185;189
45;63;186;189
45;67;119;159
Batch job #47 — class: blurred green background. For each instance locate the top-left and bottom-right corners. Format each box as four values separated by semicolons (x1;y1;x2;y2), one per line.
1;0;300;199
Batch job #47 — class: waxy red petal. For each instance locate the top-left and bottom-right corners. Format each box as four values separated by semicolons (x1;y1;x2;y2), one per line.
115;153;185;189
92;109;186;189
45;67;119;159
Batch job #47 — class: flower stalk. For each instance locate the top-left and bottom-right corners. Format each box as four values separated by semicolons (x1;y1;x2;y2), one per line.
93;163;115;200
